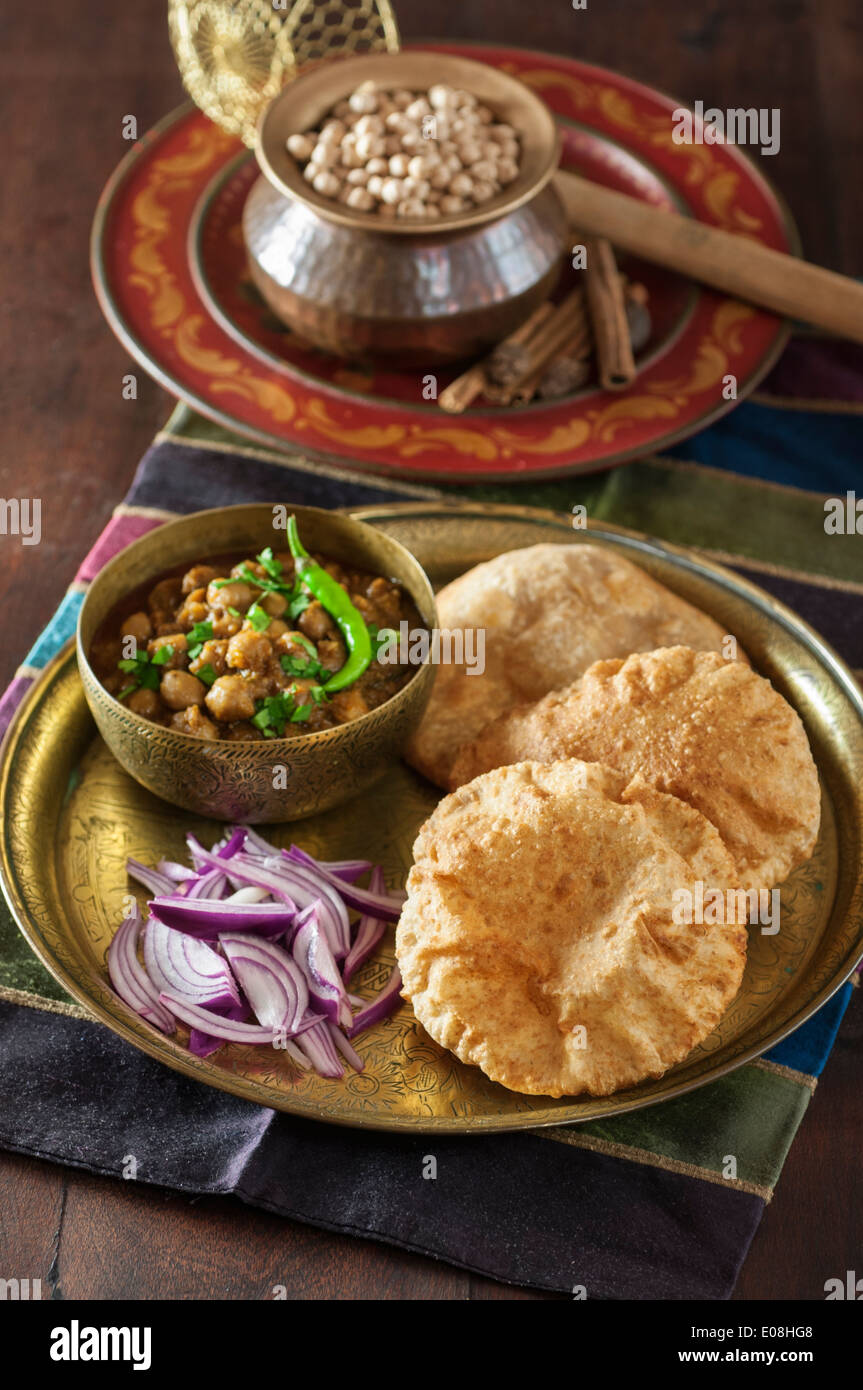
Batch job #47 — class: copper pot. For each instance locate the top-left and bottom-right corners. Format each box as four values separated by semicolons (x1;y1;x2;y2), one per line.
243;53;566;364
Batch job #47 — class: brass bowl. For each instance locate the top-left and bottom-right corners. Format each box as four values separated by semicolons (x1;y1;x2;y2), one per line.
244;51;566;362
76;505;437;823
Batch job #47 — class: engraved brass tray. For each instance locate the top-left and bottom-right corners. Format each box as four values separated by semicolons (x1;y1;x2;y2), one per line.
2;504;862;1132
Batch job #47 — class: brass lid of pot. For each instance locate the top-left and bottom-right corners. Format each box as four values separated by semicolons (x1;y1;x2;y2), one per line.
168;0;400;146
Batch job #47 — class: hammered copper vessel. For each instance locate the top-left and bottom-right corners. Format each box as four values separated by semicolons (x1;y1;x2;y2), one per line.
244;52;566;362
76;505;437;823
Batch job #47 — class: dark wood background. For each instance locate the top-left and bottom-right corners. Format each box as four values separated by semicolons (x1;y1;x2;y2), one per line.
0;0;860;1299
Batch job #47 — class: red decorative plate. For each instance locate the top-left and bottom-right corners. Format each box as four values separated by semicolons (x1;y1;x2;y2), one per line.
92;43;797;482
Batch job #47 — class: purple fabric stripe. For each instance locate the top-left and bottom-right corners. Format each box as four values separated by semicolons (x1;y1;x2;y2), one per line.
0;1000;762;1299
0;675;34;742
761;337;863;406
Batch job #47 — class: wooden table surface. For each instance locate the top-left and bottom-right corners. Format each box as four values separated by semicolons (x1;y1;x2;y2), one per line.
0;0;860;1300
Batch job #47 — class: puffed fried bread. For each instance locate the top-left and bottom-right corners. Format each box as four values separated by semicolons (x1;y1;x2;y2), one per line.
450;646;820;890
405;543;736;790
397;759;747;1098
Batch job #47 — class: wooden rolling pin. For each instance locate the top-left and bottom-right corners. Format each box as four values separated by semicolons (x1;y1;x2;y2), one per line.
554;169;863;344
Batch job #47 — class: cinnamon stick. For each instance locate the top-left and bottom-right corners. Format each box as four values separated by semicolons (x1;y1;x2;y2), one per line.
583;237;636;391
438;301;557;414
489;290;591;404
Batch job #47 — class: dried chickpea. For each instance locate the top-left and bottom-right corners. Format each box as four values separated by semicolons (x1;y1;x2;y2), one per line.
355;133;385;162
470;158;499;183
429;84;457;110
405;98;431;122
290;82;521;219
313;140;340;166
346;186;375;211
471;179;497;203
313;170;342;198
349;89;378;115
388;153;410;177
354;114;384;137
380;177;404;205
449;172;474;198
403;177;431;201
286;133;314;161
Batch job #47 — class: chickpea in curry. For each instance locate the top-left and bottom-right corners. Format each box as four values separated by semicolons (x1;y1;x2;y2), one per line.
90;545;421;741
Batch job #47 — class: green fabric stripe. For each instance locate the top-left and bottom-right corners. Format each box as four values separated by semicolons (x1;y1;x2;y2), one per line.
163;405;863;585
564;1064;811;1191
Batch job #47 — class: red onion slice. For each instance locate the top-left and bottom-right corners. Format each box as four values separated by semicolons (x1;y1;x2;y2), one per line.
159;991;287;1043
107;910;175;1034
126;859;174;898
148;896;296;938
347;967;403;1038
284;847;404;921
343;865;387;984
220;933;309;1033
292;907;352;1025
294;1019;344;1078
328;1023;364;1072
144;919;240;1006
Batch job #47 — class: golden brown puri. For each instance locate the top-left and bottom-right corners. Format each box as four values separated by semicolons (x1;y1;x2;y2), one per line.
450;646;820;891
397;760;747;1099
404;543;737;790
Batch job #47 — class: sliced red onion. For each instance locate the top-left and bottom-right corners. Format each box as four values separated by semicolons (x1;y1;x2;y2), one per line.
107;910;175;1033
189;1001;252;1058
159;991;286;1043
156;860;198;883
211;850;349;958
148;896;295;939
126;858;174;898
284;847;404;921
185;867;229;901
343;865;388;984
225;887;270;905
220;933;309;1033
328;1023;364;1072
237;830;371;884
144;919;240;1007
217;827;246;859
292;906;352;1027
347;967;403;1038
233;825;279;858
294;1018;344;1078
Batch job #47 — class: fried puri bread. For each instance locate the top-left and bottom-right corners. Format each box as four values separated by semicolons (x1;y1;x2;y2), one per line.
404;543;735;789
397;760;747;1098
450;647;820;891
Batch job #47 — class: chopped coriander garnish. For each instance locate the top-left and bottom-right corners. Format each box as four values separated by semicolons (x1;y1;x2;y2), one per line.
290;704;312;723
186;620;213;660
116;645;174;698
246;602;271;633
280;652;310;677
287;592;311;621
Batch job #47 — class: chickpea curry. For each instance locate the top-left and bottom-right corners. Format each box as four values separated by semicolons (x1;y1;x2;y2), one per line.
90;522;423;741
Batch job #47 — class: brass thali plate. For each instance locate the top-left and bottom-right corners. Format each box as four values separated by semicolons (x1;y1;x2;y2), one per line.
1;503;862;1132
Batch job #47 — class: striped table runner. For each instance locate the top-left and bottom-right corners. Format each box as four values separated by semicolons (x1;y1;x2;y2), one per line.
0;333;859;1297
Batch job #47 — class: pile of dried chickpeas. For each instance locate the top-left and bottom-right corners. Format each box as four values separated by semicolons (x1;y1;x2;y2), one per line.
285;81;522;219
